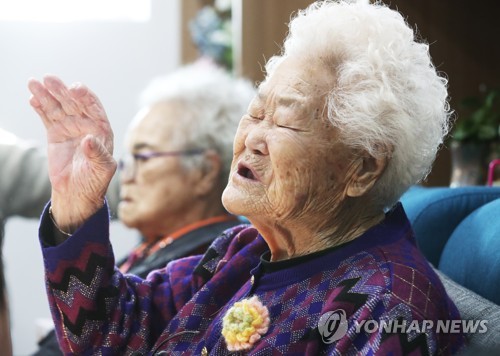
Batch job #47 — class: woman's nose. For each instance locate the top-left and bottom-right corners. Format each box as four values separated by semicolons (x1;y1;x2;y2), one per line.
118;158;136;183
244;123;269;155
120;171;134;184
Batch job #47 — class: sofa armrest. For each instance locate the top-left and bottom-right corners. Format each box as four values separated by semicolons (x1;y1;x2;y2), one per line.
435;268;500;352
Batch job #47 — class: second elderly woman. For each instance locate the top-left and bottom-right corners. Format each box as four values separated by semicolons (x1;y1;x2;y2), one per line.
28;0;465;354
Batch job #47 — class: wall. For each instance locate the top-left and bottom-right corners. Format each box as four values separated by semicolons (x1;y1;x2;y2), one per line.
0;0;181;354
386;0;500;186
234;0;315;84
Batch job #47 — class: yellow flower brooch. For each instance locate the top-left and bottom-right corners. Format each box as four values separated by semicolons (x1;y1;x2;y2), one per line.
221;295;270;351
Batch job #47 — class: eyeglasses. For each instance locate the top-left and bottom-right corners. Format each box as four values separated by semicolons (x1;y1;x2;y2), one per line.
118;149;205;180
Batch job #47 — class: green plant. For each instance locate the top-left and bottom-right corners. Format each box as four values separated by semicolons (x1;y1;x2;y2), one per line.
452;88;500;142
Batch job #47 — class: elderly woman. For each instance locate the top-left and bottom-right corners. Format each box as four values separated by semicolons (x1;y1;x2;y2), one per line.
115;63;254;277
28;1;465;354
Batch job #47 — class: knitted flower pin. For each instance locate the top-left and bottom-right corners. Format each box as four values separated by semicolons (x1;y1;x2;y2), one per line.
222;295;270;351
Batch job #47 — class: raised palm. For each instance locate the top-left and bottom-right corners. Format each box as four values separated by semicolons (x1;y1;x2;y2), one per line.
28;75;116;230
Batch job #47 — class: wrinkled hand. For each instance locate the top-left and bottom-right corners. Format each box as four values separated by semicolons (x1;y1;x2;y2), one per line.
28;75;116;232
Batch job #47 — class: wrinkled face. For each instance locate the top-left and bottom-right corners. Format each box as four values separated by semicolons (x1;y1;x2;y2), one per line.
118;102;200;234
222;56;356;226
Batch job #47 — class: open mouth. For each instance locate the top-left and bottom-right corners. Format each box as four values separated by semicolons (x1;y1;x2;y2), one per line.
237;162;257;180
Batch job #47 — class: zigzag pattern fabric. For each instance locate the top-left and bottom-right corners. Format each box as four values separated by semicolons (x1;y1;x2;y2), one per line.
40;203;465;355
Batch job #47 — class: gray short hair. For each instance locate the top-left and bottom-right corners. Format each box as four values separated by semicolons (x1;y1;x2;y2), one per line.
265;0;451;210
138;62;256;186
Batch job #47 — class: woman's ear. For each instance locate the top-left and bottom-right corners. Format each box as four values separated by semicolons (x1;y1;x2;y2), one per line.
346;146;391;198
194;150;223;197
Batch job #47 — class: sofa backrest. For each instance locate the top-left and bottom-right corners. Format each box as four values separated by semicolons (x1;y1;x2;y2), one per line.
439;198;500;305
400;186;500;267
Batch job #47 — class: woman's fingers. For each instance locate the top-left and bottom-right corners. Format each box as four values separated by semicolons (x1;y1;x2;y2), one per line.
69;83;113;152
28;93;51;128
29;75;113;155
43;75;80;116
30;75;104;123
27;78;67;121
69;83;108;123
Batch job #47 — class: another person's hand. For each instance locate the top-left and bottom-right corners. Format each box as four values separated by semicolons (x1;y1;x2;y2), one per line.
28;75;116;234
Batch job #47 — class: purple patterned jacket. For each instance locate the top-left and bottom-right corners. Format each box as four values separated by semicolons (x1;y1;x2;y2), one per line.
40;203;465;355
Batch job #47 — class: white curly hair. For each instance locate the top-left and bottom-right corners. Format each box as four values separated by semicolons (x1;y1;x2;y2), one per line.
265;0;451;210
136;61;256;185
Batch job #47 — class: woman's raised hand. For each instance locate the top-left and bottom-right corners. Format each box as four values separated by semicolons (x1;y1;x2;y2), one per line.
28;75;117;233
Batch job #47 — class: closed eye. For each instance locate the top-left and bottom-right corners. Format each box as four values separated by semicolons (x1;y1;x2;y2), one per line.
277;124;304;132
248;114;263;120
